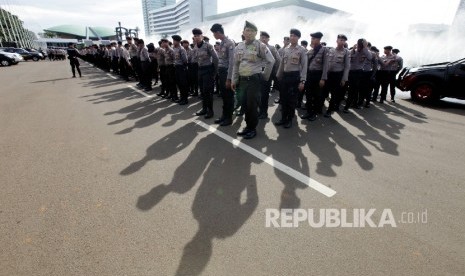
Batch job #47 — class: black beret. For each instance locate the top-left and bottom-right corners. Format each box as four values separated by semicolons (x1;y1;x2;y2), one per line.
384;46;393;50
117;41;122;45
125;36;132;40
310;32;323;39
301;40;308;46
171;35;182;41
392;48;400;54
290;29;301;38
244;21;257;31
210;23;223;33
370;46;379;52
337;34;348;41
138;39;144;44
160;38;168;42
192;28;203;35
203;36;210;41
260;31;270;38
181;40;189;44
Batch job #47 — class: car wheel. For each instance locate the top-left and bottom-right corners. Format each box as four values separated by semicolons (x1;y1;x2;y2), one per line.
411;82;438;102
32;56;39;61
1;60;11;66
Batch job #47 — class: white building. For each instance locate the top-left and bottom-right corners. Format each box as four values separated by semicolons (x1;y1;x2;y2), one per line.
142;0;176;37
147;0;217;38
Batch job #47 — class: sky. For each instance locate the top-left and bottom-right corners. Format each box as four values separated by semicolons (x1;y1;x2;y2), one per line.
1;0;461;37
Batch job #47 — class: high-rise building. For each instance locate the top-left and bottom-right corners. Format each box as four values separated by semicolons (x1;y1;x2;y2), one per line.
146;0;217;38
142;0;176;37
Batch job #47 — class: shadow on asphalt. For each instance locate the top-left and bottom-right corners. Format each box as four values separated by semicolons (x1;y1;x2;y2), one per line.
128;122;258;276
30;77;71;83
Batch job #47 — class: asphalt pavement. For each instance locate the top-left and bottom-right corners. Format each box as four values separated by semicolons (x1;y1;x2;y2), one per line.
1;60;464;276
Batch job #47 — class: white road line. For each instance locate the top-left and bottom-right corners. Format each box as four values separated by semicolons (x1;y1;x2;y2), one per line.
195;121;337;198
106;73;117;80
127;85;154;98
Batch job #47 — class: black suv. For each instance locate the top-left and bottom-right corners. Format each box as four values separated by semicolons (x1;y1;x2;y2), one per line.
396;58;465;102
0;47;43;61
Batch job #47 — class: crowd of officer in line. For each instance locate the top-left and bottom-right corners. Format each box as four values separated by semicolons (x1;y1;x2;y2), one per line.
69;20;404;140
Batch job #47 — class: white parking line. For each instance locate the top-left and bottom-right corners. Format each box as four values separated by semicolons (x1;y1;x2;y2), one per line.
127;85;154;98
106;73;117;80
195;121;337;198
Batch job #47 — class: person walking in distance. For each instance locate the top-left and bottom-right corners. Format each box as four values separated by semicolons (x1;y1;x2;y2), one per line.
66;43;82;78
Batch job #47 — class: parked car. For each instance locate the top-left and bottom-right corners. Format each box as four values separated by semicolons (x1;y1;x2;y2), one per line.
0;53;16;66
396;58;465;102
0;47;42;61
0;50;23;64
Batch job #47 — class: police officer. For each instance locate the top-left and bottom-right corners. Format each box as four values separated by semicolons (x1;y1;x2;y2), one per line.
259;31;281;119
138;39;152;91
210;23;235;126
324;34;350;117
343;38;373;112
370;46;383;102
188;41;199;97
275;28;307;128
66;43;82;78
232;21;275;139
156;41;167;97
301;31;328;121
193;28;219;119
275;36;290;104
380;46;398;103
172;35;189;105
162;38;177;101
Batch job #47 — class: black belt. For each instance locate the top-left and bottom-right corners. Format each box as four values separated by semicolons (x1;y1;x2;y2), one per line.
239;73;261;81
199;64;213;70
283;71;300;76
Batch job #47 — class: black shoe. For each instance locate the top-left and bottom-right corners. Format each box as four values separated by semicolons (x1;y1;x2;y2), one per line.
274;119;286;126
258;113;268;119
214;117;224;124
284;120;292;129
354;105;361;109
379;100;384;104
144;87;152;92
324;111;332;118
308;114;317;121
237;128;251;136
172;98;180;103
343;108;350;113
157;92;164;96
219;119;232;126
274;98;280;104
391;99;396;103
190;92;198;97
204;111;214;119
300;113;311;119
178;100;188;105
72;75;76;78
243;129;257;139
196;109;207;116
364;104;370;108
